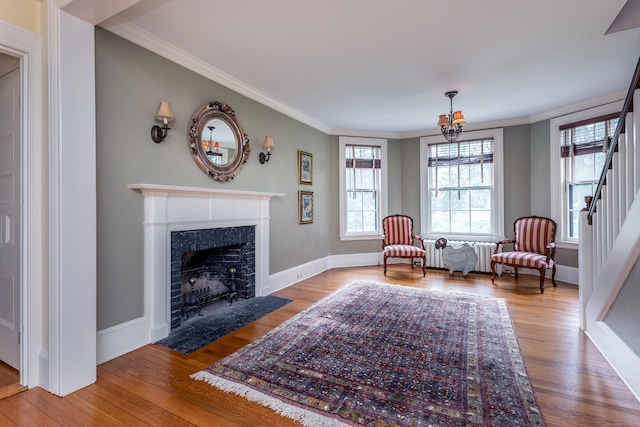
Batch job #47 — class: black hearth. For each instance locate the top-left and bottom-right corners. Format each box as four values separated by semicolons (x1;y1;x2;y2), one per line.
170;226;255;330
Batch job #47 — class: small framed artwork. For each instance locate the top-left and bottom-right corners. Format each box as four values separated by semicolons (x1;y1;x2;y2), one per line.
299;190;314;224
298;150;313;185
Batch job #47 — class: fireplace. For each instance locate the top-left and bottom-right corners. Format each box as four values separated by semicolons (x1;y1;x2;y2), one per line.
170;226;255;329
129;184;284;343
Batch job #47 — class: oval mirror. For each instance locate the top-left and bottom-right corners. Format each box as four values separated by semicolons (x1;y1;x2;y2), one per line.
188;101;250;181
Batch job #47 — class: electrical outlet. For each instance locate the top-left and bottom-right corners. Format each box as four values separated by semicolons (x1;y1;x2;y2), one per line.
296;272;302;278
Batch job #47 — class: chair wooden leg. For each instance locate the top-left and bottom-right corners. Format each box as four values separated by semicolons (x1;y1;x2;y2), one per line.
538;268;545;293
422;256;426;276
410;257;415;269
552;264;557;287
383;256;388;276
490;261;497;284
514;267;519;279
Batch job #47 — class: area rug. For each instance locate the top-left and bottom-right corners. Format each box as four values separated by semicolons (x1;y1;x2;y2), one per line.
157;295;291;354
192;282;545;426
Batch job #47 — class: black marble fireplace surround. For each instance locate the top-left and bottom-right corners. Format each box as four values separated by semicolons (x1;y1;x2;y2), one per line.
170;226;256;330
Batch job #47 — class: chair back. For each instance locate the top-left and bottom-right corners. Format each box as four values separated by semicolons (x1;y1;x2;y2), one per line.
382;215;414;246
513;216;557;254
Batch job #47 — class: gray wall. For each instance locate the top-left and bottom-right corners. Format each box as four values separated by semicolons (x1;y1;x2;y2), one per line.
400;137;422;231
530;119;578;267
503;124;532;232
97;29;334;329
530;120;551;217
604;256;640;355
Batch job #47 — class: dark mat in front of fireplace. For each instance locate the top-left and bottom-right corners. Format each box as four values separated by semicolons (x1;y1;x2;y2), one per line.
156;296;292;355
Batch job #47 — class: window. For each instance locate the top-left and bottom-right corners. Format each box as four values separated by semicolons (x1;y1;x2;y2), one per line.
339;137;388;240
550;102;622;247
420;129;504;241
560;113;618;240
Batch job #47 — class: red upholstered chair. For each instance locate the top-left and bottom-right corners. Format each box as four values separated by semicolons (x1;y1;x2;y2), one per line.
381;214;426;276
491;216;557;293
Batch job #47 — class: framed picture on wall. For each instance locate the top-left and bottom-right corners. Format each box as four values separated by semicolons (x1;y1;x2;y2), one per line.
298;150;313;185
299;191;314;224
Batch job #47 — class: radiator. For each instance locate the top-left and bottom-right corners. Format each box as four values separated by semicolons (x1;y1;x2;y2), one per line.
422;239;497;273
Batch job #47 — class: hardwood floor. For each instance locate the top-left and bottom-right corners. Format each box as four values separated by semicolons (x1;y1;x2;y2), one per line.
0;362;23;400
1;266;640;426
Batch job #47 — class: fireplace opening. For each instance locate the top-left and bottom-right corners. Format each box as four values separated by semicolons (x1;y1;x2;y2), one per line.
170;226;255;330
180;246;243;318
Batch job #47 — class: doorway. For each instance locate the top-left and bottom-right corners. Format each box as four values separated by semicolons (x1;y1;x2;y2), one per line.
0;53;21;397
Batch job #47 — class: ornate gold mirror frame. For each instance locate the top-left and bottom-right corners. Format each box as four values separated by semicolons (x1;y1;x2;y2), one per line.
188;101;250;181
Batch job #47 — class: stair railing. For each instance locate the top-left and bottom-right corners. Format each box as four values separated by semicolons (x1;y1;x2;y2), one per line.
588;56;640;225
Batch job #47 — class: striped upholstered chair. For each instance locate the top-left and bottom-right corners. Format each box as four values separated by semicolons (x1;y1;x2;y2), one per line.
381;214;426;276
490;216;557;293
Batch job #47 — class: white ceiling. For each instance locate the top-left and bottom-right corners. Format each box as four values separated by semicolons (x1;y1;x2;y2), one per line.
88;1;640;136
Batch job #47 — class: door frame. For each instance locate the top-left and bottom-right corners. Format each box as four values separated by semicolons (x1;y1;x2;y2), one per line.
0;20;43;389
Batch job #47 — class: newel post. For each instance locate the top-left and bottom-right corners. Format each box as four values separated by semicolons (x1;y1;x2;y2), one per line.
578;206;594;331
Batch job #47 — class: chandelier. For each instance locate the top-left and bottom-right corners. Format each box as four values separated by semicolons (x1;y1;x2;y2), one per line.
437;91;466;143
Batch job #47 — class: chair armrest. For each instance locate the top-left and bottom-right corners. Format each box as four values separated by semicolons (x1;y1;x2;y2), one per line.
413;234;425;249
494;238;514;254
545;242;556;262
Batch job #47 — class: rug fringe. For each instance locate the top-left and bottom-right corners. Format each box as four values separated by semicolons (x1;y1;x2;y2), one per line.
191;371;350;427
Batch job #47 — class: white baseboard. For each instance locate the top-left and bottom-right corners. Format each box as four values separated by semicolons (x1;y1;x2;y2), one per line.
268;256;332;293
95;253;578;364
556;264;578;285
330;252;380;268
97;317;147;365
500;264;578;286
38;350;49;391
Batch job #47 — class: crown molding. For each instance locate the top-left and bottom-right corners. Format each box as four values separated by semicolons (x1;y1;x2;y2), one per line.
330;128;404;139
99;17;627;139
529;91;626;123
99;17;332;134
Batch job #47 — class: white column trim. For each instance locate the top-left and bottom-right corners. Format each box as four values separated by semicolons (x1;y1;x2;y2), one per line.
48;4;98;396
47;1;63;396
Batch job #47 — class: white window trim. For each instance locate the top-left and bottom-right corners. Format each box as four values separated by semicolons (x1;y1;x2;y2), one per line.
338;136;388;241
549;101;623;249
419;129;504;242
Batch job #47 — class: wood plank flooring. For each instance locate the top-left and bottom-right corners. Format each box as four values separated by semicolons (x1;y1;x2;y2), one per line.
0;362;23;400
2;266;640;426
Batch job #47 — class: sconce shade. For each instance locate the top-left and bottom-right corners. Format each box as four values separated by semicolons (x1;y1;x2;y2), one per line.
259;136;275;164
437;114;449;128
155;101;175;123
262;136;275;150
151;101;175;143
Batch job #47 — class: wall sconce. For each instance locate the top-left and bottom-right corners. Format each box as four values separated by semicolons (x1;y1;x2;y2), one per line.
259;136;275;164
151;101;176;143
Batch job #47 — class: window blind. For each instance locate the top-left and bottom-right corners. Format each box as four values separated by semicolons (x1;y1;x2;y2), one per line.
345;144;381;168
560;113;619;158
427;139;494;167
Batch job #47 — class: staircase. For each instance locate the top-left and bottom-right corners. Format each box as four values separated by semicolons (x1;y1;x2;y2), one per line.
579;56;640;402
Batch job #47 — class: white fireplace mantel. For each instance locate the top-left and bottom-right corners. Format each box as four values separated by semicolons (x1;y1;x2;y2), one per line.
129;183;285;343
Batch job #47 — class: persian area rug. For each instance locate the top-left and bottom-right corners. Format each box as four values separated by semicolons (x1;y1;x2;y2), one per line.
157;295;291;355
192;282;545;427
